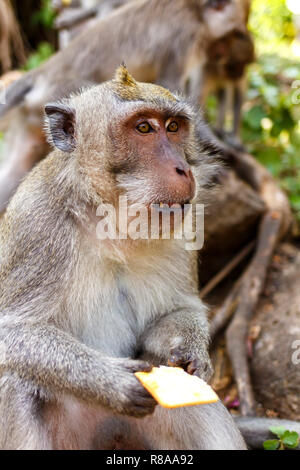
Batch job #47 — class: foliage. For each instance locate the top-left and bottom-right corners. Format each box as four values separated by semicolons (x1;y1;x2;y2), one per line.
250;0;295;52
207;0;300;225
31;0;56;29
242;54;300;223
246;0;300;224
24;42;55;71
263;426;299;450
23;0;56;70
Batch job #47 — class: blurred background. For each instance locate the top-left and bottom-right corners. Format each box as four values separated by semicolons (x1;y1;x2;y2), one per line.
208;0;300;230
0;0;299;229
0;0;299;433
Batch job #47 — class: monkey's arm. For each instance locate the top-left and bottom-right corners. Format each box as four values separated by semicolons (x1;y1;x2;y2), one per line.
138;298;213;380
184;62;205;105
55;8;98;30
216;87;227;137
233;83;243;138
1;323;155;417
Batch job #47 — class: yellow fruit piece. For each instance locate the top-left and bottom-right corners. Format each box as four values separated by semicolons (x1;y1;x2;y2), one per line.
135;366;219;408
62;0;72;6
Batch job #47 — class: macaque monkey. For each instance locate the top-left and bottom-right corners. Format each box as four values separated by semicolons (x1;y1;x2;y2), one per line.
0;0;252;214
52;0;129;49
52;0;253;146
52;0;100;49
52;0;129;14
0;68;246;450
0;0;205;214
53;0;254;148
200;0;254;147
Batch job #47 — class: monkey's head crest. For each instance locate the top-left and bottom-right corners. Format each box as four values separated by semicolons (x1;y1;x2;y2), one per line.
115;65;137;88
112;65;176;103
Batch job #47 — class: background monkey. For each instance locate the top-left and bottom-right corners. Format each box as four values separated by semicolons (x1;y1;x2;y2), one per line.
0;68;246;450
51;0;125;49
200;0;254;148
0;0;208;214
52;0;254;148
52;0;132;15
0;0;253;214
52;0;254;144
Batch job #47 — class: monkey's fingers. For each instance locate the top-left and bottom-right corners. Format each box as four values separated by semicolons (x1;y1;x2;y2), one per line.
131;395;157;417
168;345;192;369
168;347;213;380
187;358;213;381
125;381;157;418
124;359;154;374
128;404;157;418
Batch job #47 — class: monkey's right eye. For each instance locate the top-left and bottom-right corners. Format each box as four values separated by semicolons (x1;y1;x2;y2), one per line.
136;122;153;134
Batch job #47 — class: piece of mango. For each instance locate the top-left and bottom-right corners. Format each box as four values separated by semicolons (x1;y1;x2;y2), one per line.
135;366;219;408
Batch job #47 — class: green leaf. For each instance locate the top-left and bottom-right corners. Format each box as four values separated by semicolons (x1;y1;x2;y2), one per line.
32;0;56;29
24;42;54;71
244;106;267;131
282;431;299;449
269;426;287;439
255;147;281;176
290;194;300;211
262;84;279;107
263;439;280;450
283;67;300;80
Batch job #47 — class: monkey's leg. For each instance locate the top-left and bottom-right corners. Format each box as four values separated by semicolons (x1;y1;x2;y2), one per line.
134;401;247;450
233;83;243;138
44;398;151;450
0;374;51;450
224;82;245;150
215;86;227;140
0;373;148;450
0;374;105;450
43;396;114;450
94;414;150;450
182;52;205;106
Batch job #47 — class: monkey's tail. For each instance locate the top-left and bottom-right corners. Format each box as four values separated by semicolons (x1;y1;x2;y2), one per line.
0;72;34;118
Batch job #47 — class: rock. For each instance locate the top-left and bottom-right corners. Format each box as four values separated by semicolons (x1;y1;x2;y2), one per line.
251;243;300;420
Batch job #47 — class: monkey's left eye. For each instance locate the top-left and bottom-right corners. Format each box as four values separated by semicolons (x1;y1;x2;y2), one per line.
167;121;179;133
136;122;153;133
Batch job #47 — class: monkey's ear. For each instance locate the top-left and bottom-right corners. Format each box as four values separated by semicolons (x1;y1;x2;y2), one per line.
45;103;76;153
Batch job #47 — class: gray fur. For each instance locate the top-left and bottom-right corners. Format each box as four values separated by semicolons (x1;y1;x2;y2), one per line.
45;103;76;152
0;75;246;450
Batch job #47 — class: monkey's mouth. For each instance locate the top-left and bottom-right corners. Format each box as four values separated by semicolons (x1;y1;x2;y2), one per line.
151;201;191;214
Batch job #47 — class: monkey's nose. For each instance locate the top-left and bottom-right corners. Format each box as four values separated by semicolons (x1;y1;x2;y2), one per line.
175;166;189;178
173;163;196;201
174;160;192;178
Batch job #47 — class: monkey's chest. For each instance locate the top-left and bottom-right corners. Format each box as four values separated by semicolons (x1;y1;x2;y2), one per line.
78;283;149;358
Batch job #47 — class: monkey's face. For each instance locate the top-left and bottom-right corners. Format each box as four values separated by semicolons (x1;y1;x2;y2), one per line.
108;107;196;212
45;67;208;238
204;0;231;11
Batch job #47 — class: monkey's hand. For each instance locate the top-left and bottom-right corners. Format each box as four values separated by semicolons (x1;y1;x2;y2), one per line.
104;358;157;418
167;344;213;382
139;302;214;382
3;325;157;419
